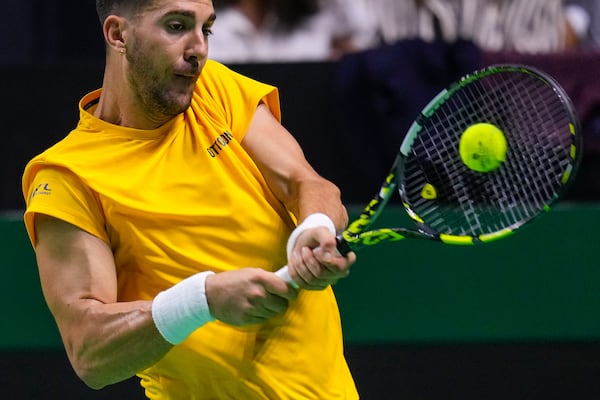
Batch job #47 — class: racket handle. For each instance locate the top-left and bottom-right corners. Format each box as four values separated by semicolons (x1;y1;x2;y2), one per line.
335;235;352;256
274;266;300;289
276;237;350;289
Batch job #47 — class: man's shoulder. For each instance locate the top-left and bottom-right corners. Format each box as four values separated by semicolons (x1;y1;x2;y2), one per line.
196;60;273;99
201;59;233;79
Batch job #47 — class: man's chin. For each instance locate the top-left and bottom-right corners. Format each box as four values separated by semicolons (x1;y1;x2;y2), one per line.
164;91;194;114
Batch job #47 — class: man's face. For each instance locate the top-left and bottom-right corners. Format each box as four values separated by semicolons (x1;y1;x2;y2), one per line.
124;0;215;119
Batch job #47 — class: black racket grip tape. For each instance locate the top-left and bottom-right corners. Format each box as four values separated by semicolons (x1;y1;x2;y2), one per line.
336;234;352;256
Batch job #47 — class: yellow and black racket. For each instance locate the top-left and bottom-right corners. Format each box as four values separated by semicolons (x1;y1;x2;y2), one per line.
277;64;581;283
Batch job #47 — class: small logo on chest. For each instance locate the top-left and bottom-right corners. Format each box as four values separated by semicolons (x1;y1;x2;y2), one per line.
207;131;234;158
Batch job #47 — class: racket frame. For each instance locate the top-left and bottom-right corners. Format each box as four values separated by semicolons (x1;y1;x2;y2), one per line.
337;64;582;254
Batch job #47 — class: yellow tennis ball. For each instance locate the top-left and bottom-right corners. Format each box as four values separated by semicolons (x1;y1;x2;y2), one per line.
459;123;507;172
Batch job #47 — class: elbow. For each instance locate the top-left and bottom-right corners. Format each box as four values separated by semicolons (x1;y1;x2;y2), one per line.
81;378;108;390
65;345;115;390
71;358;112;390
73;365;110;390
65;338;151;390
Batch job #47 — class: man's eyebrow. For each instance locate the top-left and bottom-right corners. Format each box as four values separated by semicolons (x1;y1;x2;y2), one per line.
163;9;195;18
163;10;216;24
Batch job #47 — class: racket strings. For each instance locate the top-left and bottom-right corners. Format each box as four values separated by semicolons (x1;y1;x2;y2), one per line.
401;67;578;237
499;78;573;207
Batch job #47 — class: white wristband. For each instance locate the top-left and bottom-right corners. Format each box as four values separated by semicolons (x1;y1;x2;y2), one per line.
286;213;336;259
152;271;215;345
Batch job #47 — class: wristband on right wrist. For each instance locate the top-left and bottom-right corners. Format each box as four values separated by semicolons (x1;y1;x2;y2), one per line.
151;271;215;345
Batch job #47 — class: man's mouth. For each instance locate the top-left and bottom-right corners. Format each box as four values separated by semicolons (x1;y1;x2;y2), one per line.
174;72;197;79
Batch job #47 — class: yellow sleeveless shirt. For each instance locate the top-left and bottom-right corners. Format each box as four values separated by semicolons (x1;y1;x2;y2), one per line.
22;60;358;399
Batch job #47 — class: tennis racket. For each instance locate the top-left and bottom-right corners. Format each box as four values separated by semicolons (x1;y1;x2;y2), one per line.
276;64;581;285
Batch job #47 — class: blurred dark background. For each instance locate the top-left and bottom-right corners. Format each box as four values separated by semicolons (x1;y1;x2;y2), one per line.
3;1;600;399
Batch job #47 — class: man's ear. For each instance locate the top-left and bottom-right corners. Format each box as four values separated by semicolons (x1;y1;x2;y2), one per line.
103;15;128;53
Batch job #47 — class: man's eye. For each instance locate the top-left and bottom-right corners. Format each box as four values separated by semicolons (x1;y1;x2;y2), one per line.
203;27;213;36
167;22;186;32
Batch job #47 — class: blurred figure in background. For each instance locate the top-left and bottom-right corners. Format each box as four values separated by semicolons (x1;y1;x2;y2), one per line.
564;0;600;50
351;0;572;54
209;0;372;63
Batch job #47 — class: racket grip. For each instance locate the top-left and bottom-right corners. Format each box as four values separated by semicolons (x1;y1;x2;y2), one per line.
335;235;352;256
274;266;300;289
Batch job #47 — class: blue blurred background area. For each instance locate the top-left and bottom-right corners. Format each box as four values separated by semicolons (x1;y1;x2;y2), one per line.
3;1;600;399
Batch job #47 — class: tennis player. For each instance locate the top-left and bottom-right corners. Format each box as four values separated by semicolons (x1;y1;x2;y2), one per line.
21;0;357;398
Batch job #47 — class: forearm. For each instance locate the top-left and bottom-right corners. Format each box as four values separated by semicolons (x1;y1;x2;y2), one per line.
240;104;348;230
57;299;171;389
291;177;348;231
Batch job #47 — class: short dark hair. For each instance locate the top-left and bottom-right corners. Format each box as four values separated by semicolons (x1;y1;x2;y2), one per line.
95;0;152;25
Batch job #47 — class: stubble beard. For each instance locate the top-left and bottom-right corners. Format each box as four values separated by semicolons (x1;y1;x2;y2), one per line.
125;46;193;123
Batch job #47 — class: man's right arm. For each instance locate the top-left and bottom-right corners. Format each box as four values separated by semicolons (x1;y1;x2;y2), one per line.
34;214;172;388
34;214;295;389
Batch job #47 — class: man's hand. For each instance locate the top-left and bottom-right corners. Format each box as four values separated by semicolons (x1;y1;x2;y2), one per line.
205;268;298;326
286;226;356;290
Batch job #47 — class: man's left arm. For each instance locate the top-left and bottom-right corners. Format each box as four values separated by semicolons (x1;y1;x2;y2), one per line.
241;104;356;289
